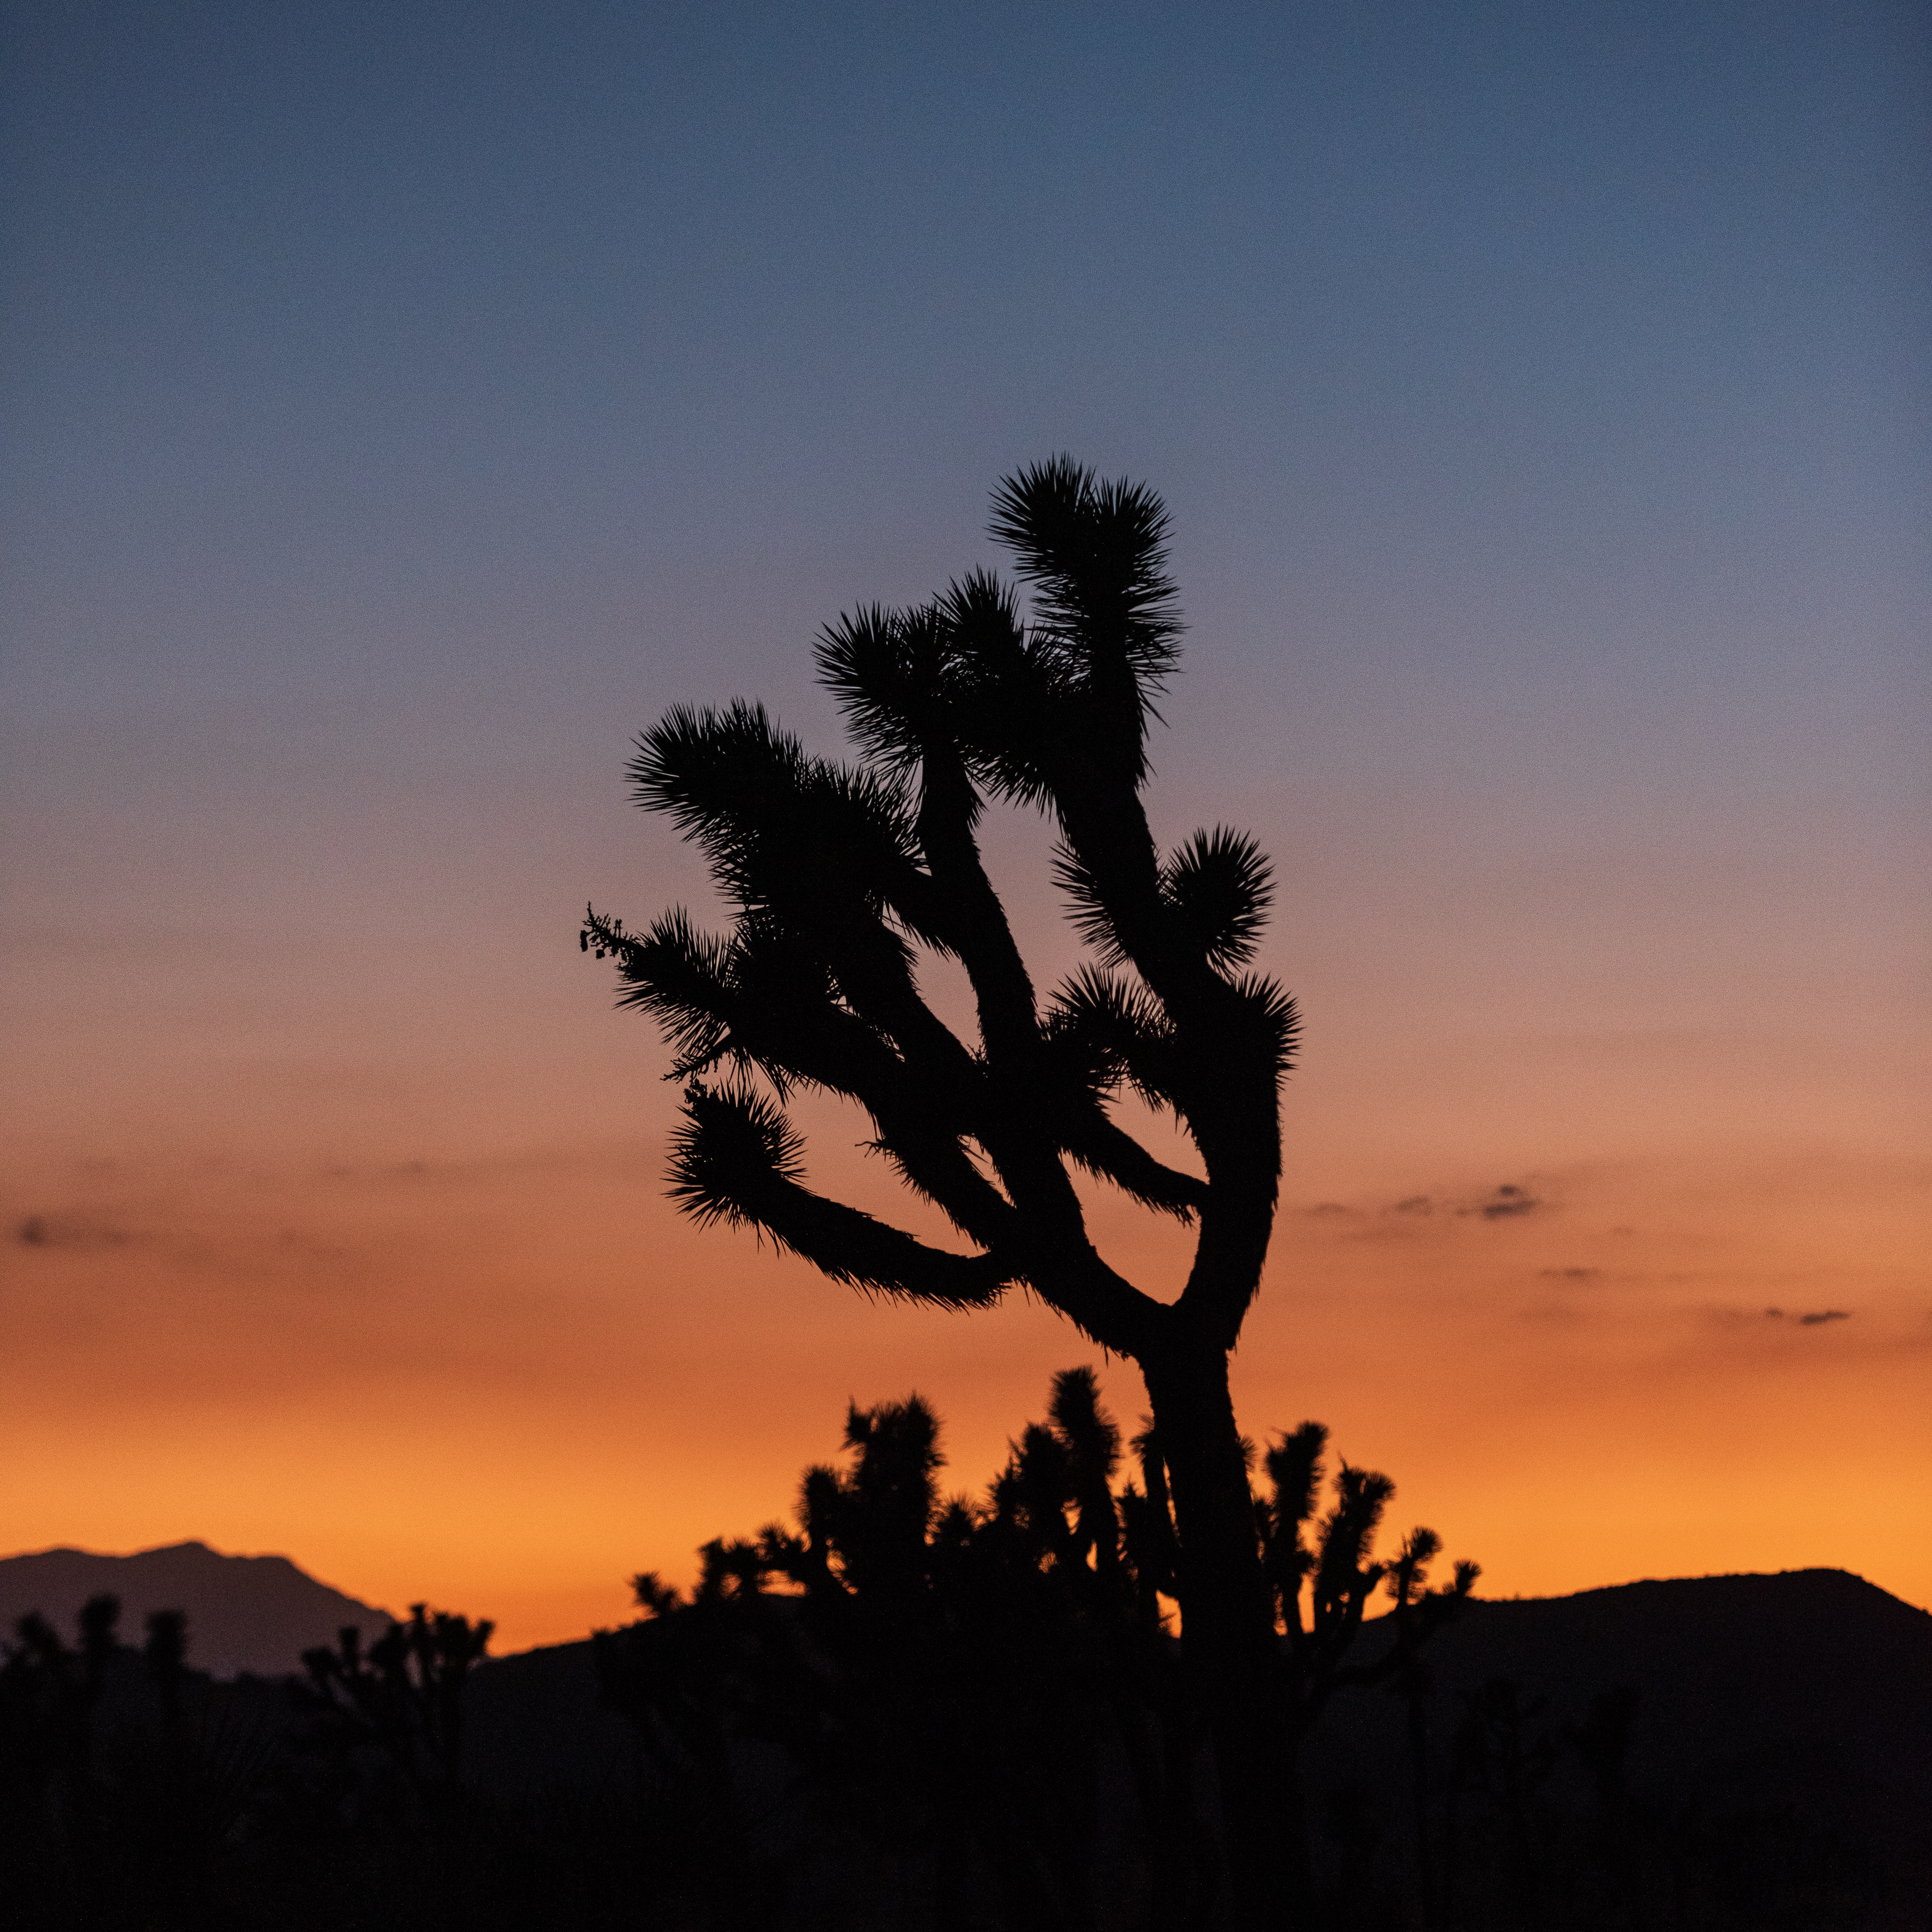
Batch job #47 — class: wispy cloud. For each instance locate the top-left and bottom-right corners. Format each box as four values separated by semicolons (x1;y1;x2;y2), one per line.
1300;1181;1552;1228
15;1214;136;1252
1469;1184;1540;1220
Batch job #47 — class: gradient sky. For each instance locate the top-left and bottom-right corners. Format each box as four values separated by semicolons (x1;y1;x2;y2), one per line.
3;1;1927;1649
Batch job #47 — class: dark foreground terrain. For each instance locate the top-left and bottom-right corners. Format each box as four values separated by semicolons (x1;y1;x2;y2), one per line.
3;1566;1926;1931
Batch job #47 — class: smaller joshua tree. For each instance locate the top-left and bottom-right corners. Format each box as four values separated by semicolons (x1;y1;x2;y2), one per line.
0;1593;124;1884
297;1604;494;1806
1261;1421;1478;1720
1259;1423;1478;1914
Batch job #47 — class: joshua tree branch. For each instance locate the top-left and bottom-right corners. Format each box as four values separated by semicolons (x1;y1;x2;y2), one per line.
671;1088;1014;1311
1057;1110;1208;1220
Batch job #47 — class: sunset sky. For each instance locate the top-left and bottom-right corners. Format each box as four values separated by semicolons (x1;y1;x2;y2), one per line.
4;2;1927;1651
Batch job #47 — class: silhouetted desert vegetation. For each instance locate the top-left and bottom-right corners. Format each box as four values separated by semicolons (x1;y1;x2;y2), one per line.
5;1370;1928;1930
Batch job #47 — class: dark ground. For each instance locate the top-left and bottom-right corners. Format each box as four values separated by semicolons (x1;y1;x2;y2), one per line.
6;1567;1927;1930
451;1567;1932;1929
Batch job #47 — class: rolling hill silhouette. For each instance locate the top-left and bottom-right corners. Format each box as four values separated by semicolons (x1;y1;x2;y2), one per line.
1303;1567;1932;1919
0;1539;394;1679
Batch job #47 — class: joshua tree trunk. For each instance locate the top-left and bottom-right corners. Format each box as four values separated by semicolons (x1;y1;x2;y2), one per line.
1141;1331;1296;1930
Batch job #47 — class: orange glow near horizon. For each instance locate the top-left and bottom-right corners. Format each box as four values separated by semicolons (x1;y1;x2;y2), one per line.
5;1098;1925;1652
6;669;1927;1652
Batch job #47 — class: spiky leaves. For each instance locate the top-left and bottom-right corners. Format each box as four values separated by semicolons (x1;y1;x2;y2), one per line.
1311;1463;1396;1632
627;700;944;957
593;699;1035;1266
1039;957;1296;1263
1164;829;1274;969
1264;1425;1328;1545
822;460;1179;813
664;1079;804;1229
988;457;1182;790
1046;966;1182;1112
1049;1365;1125;1582
815;584;1012;784
669;1082;1012;1311
1053;825;1273;982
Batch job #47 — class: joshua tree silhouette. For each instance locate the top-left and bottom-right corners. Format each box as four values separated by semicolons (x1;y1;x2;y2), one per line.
297;1604;494;1806
584;459;1307;1925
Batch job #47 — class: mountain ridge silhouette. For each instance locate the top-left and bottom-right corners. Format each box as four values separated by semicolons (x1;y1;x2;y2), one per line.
0;1538;395;1679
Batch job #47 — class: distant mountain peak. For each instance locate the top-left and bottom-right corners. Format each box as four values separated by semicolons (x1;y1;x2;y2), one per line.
0;1541;397;1680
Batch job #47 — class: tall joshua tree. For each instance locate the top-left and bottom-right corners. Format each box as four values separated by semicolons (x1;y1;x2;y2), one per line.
584;459;1301;1926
